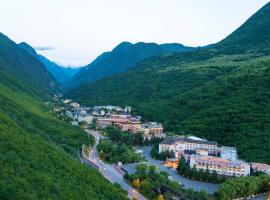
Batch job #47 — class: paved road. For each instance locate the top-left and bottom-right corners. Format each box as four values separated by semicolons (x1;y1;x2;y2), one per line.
250;194;268;200
123;146;219;194
84;129;147;200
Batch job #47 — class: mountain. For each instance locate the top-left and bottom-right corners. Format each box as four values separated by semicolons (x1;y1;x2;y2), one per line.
19;42;81;83
18;42;40;60
64;42;196;89
38;54;81;83
214;1;270;54
0;34;58;98
0;33;128;199
66;2;270;164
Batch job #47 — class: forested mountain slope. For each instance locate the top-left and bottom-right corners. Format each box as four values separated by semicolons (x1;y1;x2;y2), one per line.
0;33;128;199
0;33;58;98
64;42;196;89
215;1;270;54
67;2;270;164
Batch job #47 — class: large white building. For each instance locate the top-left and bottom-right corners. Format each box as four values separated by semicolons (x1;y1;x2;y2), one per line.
190;155;250;177
159;136;218;157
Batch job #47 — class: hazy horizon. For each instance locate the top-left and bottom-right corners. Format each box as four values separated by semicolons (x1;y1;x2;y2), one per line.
1;0;269;67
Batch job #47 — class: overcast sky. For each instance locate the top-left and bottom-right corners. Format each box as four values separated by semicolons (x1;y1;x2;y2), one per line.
0;0;269;67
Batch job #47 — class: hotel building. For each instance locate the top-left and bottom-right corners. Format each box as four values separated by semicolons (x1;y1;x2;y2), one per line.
190;155;250;177
159;136;218;157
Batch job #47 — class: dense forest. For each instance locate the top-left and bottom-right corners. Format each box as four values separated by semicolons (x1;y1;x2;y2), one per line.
217;175;270;200
67;2;270;164
0;33;128;199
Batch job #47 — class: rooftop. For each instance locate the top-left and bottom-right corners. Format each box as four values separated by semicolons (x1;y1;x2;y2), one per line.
251;162;270;170
191;155;247;166
141;122;163;129
160;136;217;146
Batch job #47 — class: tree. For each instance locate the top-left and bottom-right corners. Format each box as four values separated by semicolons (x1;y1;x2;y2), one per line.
132;179;140;189
196;189;208;200
133;133;143;146
156;194;164;200
186;188;195;199
149;165;157;177
151;144;159;159
177;157;188;175
140;180;155;200
136;164;148;178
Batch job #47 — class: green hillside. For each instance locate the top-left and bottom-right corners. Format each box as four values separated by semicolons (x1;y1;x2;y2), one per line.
67;2;270;164
0;33;128;199
215;2;270;54
0;33;58;98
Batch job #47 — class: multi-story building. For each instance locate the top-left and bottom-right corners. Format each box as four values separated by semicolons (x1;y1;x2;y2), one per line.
96;114;140;128
159;136;218;157
251;162;270;175
136;122;165;140
220;146;238;161
190;155;250;177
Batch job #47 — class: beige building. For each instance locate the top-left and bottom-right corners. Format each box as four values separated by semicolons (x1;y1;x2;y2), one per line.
136;122;165;140
190;155;250;177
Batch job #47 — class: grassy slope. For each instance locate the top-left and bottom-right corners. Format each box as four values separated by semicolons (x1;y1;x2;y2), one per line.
0;84;128;200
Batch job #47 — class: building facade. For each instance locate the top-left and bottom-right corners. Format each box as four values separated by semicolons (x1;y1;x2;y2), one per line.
159;136;218;157
190;155;250;177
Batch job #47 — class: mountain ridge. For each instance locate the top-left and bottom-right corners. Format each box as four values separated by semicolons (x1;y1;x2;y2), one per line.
64;41;197;89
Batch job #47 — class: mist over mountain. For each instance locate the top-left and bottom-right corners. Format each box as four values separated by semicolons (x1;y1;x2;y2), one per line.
38;54;81;83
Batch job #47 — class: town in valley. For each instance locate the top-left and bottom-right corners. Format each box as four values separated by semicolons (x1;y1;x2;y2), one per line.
51;95;270;199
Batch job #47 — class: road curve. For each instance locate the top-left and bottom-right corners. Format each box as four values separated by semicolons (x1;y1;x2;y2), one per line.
141;146;219;194
84;129;147;200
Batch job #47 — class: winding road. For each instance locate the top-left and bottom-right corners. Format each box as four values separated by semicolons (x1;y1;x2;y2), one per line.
141;146;219;194
84;129;147;200
122;147;219;194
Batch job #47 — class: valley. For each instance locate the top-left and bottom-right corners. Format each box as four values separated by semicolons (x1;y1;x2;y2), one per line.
1;1;270;200
57;99;269;200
